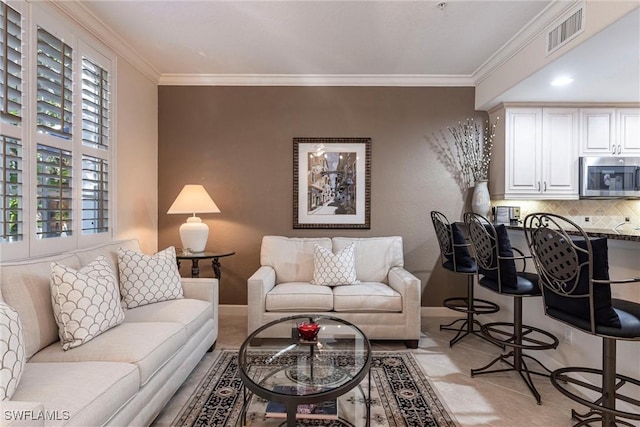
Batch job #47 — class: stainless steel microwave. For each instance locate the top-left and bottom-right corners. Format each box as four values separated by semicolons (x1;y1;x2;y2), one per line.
579;157;640;199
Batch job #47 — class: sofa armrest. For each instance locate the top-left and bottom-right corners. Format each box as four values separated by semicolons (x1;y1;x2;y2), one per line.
247;266;276;334
1;401;45;426
388;266;421;337
181;278;218;305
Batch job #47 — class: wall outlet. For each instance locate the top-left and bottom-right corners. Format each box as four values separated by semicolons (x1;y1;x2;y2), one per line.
564;328;573;345
625;216;631;223
584;216;590;223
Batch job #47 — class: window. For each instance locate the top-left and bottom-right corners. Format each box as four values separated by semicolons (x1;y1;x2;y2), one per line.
0;1;115;261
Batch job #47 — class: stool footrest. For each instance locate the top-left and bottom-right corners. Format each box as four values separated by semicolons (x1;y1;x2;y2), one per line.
481;322;559;351
552;367;640;424
442;297;500;315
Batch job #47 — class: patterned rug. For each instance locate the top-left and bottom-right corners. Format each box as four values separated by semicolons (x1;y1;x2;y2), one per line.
173;350;457;427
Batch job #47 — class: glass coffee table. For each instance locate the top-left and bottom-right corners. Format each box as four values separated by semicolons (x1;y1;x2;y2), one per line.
238;315;372;426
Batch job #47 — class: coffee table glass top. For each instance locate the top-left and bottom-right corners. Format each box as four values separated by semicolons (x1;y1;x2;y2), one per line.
239;315;371;401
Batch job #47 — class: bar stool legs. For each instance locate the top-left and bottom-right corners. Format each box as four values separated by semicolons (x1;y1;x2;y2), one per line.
470;297;559;404
440;275;500;347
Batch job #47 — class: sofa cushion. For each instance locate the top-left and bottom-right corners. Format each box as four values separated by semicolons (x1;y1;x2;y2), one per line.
75;239;141;281
118;246;183;309
333;282;402;312
265;283;333;312
123;298;212;337
311;243;359;287
261;236;332;284
29;322;186;386
12;361;139;427
332;237;404;283
50;256;125;350
1;254;81;359
1;302;25;400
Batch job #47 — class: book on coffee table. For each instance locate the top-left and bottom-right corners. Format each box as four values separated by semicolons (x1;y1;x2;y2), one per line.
265;386;338;420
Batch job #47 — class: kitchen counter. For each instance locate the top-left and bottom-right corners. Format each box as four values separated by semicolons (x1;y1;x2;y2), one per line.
505;224;640;242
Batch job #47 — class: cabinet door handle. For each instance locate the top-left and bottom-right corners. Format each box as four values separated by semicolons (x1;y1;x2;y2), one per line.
544;182;547;192
612;145;616;154
618;145;622;155
537;181;541;191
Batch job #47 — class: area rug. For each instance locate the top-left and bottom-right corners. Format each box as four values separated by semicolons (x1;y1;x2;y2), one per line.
173;350;457;427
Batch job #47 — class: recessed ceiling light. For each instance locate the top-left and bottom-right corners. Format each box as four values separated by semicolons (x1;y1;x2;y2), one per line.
551;76;574;86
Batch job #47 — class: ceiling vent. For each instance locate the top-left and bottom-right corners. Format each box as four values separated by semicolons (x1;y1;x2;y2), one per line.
546;6;584;55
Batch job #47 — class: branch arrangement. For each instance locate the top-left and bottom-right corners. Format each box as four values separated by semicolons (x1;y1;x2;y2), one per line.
430;118;498;189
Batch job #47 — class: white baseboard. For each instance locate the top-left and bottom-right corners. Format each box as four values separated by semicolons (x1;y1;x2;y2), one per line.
219;304;248;316
421;307;459;317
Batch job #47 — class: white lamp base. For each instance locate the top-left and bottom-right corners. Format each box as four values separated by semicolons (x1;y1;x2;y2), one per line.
179;216;209;253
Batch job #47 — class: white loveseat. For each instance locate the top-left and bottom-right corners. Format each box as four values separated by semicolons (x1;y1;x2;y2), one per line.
0;239;218;426
248;236;421;348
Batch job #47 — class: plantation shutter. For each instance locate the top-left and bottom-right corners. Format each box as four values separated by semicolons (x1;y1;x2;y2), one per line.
0;135;22;242
36;144;72;239
36;27;72;140
1;2;22;125
81;56;109;235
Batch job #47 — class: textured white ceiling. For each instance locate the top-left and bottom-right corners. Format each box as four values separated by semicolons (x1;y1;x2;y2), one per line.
78;1;639;106
81;0;549;76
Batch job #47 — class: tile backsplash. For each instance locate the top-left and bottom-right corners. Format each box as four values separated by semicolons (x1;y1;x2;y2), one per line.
490;199;640;230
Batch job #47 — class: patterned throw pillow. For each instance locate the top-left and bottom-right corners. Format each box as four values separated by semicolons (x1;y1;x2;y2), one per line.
118;246;183;309
0;302;25;400
311;243;359;286
50;256;125;351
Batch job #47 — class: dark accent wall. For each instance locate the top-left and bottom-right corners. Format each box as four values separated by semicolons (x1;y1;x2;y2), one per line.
158;86;483;307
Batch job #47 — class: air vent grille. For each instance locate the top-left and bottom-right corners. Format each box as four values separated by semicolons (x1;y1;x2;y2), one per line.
547;7;584;55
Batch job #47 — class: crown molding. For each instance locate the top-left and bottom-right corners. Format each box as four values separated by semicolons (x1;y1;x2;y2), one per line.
158;73;474;87
472;0;581;86
48;0;161;83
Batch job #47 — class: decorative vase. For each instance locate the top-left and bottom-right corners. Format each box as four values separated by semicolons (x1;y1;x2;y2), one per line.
471;180;491;217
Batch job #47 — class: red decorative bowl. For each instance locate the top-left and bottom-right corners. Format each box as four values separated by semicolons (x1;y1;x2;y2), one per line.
297;321;320;341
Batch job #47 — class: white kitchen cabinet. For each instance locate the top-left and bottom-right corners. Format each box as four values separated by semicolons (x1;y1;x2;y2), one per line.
579;108;640;156
580;108;615;155
492;107;579;200
616;108;640;155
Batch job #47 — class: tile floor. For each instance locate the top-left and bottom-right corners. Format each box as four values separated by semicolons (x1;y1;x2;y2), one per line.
152;314;580;426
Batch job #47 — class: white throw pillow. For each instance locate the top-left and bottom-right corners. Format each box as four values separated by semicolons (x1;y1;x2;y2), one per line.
0;301;25;400
50;256;125;351
118;246;183;309
311;243;359;286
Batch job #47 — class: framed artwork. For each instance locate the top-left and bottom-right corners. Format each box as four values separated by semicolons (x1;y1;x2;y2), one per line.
293;137;371;229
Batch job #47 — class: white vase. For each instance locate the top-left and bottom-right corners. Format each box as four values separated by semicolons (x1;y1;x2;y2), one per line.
471;180;491;217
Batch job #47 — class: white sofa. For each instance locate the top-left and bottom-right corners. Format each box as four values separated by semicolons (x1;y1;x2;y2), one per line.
248;236;421;348
0;239;218;426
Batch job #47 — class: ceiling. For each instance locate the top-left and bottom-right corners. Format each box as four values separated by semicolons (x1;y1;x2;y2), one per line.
76;0;639;108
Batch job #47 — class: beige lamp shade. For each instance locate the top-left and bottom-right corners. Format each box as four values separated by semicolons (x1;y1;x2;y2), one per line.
167;185;220;252
167;185;220;214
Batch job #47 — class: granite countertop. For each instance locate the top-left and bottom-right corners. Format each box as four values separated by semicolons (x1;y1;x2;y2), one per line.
505;224;640;242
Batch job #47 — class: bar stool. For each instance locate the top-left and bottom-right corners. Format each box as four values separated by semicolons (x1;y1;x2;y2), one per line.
464;212;559;404
430;211;500;347
524;212;640;426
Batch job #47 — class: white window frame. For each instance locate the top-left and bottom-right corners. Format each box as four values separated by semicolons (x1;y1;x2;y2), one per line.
0;0;115;261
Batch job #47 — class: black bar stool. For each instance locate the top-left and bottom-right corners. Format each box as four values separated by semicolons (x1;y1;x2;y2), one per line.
464;212;559;404
431;211;500;347
524;212;640;426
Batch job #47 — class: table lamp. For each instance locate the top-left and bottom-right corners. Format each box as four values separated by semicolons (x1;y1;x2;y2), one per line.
167;185;220;253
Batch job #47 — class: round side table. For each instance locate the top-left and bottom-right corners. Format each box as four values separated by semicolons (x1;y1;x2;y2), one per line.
175;249;235;279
